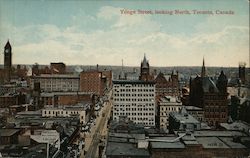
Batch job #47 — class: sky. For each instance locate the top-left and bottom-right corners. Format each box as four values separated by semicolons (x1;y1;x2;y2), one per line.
0;0;249;67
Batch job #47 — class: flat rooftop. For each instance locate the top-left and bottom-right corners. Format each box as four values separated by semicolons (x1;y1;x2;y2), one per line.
196;137;229;149
193;130;248;137
109;132;146;140
34;74;79;78
219;137;247;149
150;137;185;149
106;141;150;157
41;91;93;97
171;112;200;124
113;80;155;84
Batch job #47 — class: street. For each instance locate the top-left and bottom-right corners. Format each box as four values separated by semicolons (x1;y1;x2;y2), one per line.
80;92;112;158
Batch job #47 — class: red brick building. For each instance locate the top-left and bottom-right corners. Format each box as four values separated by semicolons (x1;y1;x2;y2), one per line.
0;94;18;108
189;59;228;127
154;71;179;101
80;70;112;96
32;62;67;76
41;92;93;106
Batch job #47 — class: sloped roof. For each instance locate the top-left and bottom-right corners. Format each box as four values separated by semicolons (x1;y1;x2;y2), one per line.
202;77;219;93
4;40;11;49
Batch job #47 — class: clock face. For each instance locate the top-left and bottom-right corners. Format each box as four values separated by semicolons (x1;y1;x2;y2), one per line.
5;49;9;54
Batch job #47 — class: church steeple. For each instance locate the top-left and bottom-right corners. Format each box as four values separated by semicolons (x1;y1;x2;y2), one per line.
217;70;227;94
201;57;206;78
139;54;152;81
119;59;126;80
141;53;149;68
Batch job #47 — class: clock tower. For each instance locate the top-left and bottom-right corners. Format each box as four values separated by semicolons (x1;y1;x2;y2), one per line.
4;40;12;82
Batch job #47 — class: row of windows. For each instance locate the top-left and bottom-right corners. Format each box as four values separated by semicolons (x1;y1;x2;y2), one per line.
156;87;178;90
41;84;78;88
205;102;226;106
130;117;154;121
113;112;154;116
205;114;226;118
204;108;226;112
114;98;154;102
161;107;181;111
114;108;154;111
113;103;154;107
114;84;154;88
161;112;169;116
114;93;154;97
115;88;154;92
42;85;78;88
40;79;78;81
43;110;80;115
114;117;155;126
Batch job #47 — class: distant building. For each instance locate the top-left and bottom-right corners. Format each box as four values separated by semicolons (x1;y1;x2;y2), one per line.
32;62;67;76
42;105;90;124
169;107;201;133
185;106;204;122
31;74;80;92
112;80;156;127
139;54;154;81
102;70;113;89
50;62;66;74
154;71;179;100
158;96;182;129
0;93;26;108
80;70;112;96
3;40;12;82
15;64;28;79
0;84;18;96
189;58;228;127
40;91;93;106
239;62;246;84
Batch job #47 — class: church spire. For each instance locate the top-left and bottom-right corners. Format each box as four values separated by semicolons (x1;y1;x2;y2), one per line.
119;59;126;80
201;57;206;78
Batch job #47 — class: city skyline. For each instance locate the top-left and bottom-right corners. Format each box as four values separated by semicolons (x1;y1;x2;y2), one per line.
0;0;249;67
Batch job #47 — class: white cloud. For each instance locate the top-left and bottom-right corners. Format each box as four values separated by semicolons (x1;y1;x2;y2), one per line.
0;6;248;67
97;6;121;20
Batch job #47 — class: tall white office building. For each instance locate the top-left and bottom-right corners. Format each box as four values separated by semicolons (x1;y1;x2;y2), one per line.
112;80;156;127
